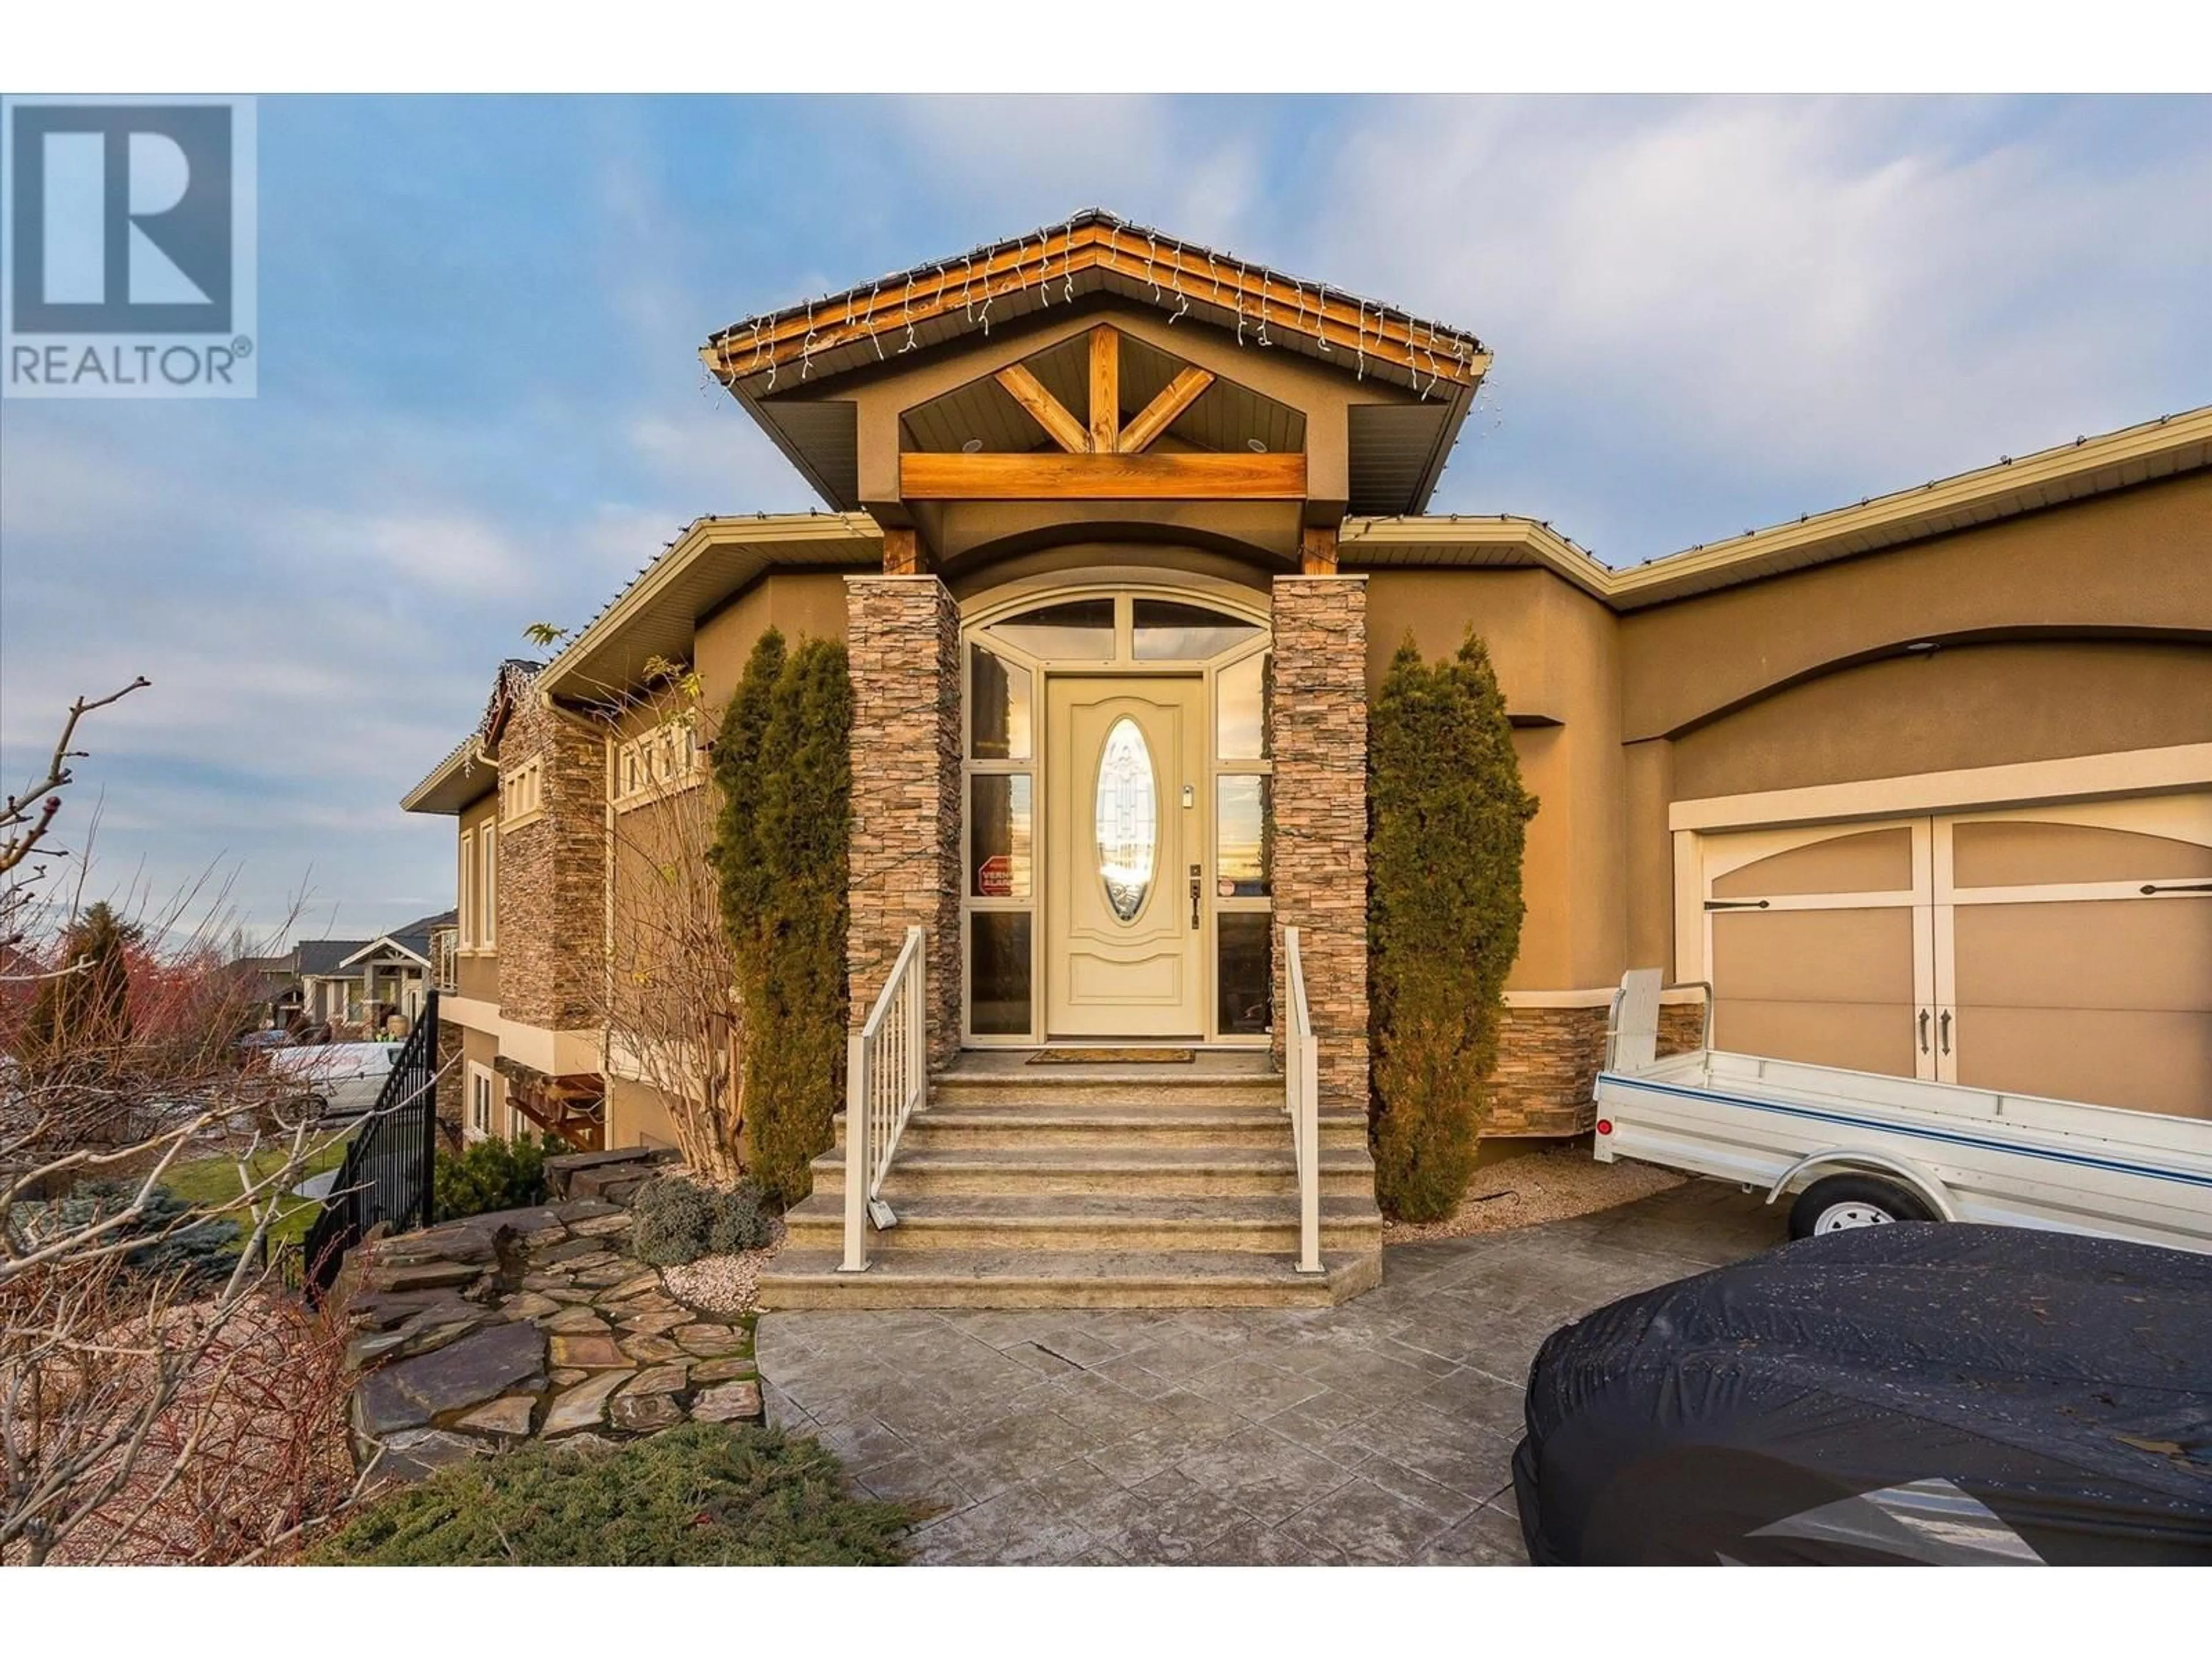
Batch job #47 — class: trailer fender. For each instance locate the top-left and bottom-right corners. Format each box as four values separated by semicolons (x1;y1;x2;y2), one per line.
1764;1149;1959;1222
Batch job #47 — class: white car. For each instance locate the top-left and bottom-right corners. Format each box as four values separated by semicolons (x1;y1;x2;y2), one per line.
264;1042;404;1119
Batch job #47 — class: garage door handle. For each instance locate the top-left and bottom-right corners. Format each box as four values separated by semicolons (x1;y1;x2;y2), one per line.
1918;1009;1931;1054
2141;882;2212;896
1939;1009;1952;1056
1703;899;1771;911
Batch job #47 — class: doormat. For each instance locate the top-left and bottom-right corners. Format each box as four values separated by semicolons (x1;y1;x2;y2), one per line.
1029;1048;1196;1065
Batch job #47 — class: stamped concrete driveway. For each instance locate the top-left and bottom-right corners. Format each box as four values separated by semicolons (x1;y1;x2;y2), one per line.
759;1180;1785;1565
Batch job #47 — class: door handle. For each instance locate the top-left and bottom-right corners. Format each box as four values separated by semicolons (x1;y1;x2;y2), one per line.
1918;1009;1930;1054
1939;1009;1952;1056
2141;882;2212;896
1190;865;1201;930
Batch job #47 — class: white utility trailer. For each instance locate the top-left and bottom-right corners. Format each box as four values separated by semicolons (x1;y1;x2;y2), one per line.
1592;969;2212;1255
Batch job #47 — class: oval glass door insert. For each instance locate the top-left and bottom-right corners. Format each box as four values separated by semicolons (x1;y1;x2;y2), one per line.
1095;717;1158;923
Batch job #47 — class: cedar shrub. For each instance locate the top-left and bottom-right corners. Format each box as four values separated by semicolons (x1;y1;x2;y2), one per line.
710;630;853;1207
1367;631;1538;1222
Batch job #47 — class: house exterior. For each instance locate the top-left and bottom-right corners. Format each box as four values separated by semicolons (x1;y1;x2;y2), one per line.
403;211;2211;1304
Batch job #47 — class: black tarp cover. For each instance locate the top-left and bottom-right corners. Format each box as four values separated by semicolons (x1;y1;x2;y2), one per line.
1513;1223;2212;1565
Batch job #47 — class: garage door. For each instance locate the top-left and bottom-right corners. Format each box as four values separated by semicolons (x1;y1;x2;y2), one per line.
1695;794;2211;1118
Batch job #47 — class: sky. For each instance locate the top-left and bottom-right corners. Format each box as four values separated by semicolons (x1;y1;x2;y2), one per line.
3;94;2209;946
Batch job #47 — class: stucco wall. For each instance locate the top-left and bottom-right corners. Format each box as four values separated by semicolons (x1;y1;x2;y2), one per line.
1364;567;1627;993
1669;639;2212;801
692;570;851;708
606;1075;680;1152
1618;470;2212;743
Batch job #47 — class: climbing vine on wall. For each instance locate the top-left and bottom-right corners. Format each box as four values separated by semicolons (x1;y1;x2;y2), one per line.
710;629;853;1208
1368;631;1539;1222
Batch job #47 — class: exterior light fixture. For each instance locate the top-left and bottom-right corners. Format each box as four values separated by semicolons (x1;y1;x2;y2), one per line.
1246;438;1267;453
960;438;984;453
1904;641;1940;655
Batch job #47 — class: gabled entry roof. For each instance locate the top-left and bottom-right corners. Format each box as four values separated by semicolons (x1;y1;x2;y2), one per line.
703;209;1491;400
703;210;1495;519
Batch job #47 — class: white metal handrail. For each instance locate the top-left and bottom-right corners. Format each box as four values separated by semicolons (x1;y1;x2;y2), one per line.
1283;926;1323;1275
840;925;928;1274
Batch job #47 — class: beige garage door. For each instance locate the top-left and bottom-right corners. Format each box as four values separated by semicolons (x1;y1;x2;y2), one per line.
1696;794;2211;1118
1938;798;2212;1117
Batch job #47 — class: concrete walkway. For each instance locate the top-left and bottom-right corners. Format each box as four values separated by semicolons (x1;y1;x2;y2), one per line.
759;1180;1784;1564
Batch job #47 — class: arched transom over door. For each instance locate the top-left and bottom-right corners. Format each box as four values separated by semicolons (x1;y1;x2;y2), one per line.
962;585;1273;1045
1691;791;2212;1118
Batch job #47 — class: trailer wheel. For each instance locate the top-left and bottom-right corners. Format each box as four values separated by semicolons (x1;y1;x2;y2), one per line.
1788;1173;1937;1240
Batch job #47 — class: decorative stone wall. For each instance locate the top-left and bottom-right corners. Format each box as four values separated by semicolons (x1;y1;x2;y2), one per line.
845;576;962;1072
1488;999;1708;1138
1269;576;1370;1113
496;686;606;1033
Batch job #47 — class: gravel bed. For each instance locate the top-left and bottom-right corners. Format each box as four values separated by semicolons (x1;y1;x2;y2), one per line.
660;1218;787;1316
1382;1143;1684;1244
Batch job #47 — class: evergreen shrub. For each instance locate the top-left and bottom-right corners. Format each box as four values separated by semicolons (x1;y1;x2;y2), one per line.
629;1174;775;1266
710;629;853;1207
306;1423;912;1566
430;1134;550;1223
1367;632;1539;1222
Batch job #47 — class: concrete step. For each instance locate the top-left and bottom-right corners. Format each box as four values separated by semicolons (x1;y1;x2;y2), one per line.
838;1105;1369;1155
782;1191;1382;1256
757;1247;1384;1310
808;1143;1377;1200
929;1070;1286;1109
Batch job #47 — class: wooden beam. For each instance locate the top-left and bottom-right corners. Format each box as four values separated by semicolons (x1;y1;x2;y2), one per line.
1088;325;1119;453
1117;366;1215;454
1300;524;1340;575
993;364;1088;454
900;450;1306;501
880;525;925;575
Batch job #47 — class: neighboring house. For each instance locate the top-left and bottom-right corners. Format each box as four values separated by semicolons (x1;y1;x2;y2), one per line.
241;911;458;1034
402;210;2211;1306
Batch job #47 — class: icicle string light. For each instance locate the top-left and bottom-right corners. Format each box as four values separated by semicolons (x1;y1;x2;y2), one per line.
706;212;1483;392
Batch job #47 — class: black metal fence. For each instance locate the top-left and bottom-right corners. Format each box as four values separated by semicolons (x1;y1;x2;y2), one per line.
302;990;438;1297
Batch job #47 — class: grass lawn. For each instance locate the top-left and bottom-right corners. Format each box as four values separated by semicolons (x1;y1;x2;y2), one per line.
306;1423;916;1565
164;1134;353;1253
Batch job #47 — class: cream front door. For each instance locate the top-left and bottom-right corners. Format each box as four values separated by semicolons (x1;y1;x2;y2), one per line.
1046;676;1206;1038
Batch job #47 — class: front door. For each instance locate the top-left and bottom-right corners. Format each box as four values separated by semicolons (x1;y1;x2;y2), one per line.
1046;676;1207;1038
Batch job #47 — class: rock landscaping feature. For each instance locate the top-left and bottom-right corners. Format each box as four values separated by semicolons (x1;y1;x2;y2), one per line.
341;1165;764;1483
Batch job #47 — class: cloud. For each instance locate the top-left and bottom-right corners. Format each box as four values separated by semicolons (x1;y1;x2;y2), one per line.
1301;97;2212;552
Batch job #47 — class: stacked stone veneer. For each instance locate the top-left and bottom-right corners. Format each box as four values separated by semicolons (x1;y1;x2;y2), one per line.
1488;1000;1708;1137
1269;577;1370;1113
845;577;963;1072
434;1019;464;1142
496;685;606;1033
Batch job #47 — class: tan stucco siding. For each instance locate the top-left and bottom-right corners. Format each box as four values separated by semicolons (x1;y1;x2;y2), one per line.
1365;569;1628;991
1618;471;2212;742
692;570;850;708
1668;640;2212;802
605;1076;680;1152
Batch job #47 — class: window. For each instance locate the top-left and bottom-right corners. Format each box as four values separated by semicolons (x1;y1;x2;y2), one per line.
457;829;476;950
499;756;544;825
613;720;703;811
468;1063;495;1142
479;824;497;950
430;925;458;993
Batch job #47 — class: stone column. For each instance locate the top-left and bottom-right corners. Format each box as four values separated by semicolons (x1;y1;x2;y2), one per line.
846;576;963;1072
1269;575;1370;1112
